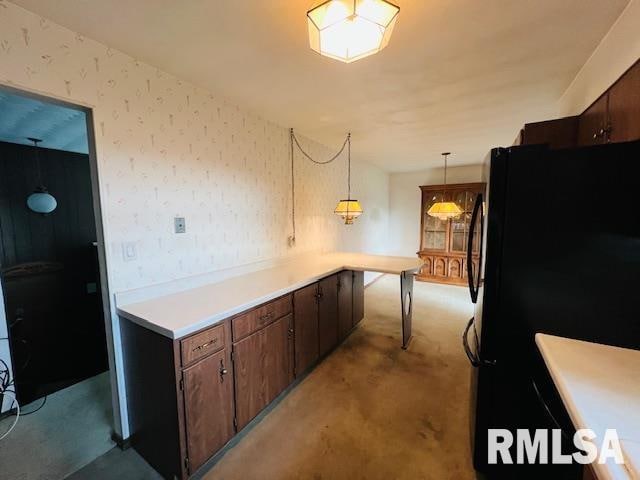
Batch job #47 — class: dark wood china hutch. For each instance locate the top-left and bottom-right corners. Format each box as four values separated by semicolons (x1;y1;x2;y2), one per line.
417;182;486;285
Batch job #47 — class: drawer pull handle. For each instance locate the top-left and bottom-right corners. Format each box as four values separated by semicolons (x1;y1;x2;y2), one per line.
259;312;274;323
192;338;218;352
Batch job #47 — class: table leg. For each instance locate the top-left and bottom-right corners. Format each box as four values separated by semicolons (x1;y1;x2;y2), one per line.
400;270;414;349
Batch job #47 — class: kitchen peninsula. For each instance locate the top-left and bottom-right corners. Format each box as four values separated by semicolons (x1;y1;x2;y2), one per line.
117;252;422;479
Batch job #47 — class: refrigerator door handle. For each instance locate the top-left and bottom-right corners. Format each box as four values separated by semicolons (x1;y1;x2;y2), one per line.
467;193;483;303
463;317;481;367
463;317;496;368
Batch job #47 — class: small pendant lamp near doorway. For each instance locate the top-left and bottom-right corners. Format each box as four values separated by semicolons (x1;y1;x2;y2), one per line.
427;152;462;220
334;133;363;224
26;137;57;215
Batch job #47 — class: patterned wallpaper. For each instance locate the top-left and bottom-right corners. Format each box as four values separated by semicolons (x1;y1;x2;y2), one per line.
0;1;390;429
0;1;389;293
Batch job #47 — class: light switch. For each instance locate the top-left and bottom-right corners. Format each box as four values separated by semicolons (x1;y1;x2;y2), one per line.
122;241;137;262
174;217;186;234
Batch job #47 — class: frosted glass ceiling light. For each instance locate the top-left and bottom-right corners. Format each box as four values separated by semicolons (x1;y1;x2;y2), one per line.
427;152;463;221
307;0;400;63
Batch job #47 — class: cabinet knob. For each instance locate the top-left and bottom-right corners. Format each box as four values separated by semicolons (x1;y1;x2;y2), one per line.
219;359;228;382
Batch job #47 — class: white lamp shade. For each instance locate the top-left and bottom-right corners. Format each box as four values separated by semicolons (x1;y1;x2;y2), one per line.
27;191;57;214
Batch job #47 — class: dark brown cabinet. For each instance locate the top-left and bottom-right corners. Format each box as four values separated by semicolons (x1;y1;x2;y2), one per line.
294;284;320;375
608;61;640;143
121;269;364;479
338;270;353;340
353;271;364;325
182;349;234;472
417;183;485;286
578;93;610;145
233;313;293;430
522;59;640;148
318;274;339;357
521;116;578;148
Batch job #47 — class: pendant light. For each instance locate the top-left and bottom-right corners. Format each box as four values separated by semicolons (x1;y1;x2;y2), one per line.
427;152;462;220
307;0;400;64
334;133;363;224
26;138;57;215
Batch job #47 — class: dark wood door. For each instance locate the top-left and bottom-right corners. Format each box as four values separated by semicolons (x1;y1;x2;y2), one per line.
318;274;338;357
233;314;292;430
352;271;364;325
337;270;353;340
294;283;319;375
608;62;640;143
182;348;234;472
577;93;609;145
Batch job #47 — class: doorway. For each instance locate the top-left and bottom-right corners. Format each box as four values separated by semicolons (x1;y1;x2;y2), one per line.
0;86;115;479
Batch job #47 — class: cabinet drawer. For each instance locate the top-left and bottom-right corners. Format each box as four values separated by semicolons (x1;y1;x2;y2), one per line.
232;294;292;341
181;324;225;366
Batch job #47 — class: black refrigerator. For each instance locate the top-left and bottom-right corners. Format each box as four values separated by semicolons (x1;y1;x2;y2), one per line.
463;141;640;479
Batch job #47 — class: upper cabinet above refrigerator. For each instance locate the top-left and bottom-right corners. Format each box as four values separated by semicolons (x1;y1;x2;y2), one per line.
519;59;640;148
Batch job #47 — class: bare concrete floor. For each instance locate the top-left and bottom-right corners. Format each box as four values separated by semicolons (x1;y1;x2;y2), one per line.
71;275;477;480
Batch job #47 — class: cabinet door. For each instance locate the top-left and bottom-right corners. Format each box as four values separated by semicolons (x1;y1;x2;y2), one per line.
337;270;353;340
422;190;448;251
318;275;339;357
352;271;364;325
577;93;609;145
182;349;234;471
294;284;319;375
233;314;292;430
608;62;640;143
448;257;462;279
433;256;448;277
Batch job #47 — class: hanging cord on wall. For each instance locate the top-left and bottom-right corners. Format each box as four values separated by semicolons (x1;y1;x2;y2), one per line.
288;129;351;245
0;391;19;441
0;357;20;441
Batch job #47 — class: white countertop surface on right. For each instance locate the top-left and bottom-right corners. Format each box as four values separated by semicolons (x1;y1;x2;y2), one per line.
536;333;640;480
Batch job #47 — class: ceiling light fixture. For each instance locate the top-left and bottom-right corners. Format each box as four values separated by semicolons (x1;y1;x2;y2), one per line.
307;0;400;63
26;138;57;215
427;152;463;221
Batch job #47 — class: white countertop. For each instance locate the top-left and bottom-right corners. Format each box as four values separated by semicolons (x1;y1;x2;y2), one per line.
536;334;640;480
117;252;422;340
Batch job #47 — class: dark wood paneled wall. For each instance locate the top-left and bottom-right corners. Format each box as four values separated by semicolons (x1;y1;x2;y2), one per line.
0;141;107;404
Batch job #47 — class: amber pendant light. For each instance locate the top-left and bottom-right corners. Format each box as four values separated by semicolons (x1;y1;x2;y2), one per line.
427;152;463;220
334;133;363;224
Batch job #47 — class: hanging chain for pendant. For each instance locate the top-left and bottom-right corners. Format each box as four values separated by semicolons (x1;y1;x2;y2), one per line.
347;133;351;199
290;129;349;165
289;129;352;241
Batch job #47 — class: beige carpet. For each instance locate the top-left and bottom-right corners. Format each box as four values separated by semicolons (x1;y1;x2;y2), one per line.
205;274;477;480
0;372;114;480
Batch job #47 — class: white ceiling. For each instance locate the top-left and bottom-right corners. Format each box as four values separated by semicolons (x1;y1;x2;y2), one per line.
12;0;629;171
0;89;88;153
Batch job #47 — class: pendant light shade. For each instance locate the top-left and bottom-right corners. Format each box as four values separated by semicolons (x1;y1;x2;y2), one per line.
307;0;400;63
427;152;462;221
334;199;363;224
26;138;57;215
27;189;58;214
427;201;462;220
